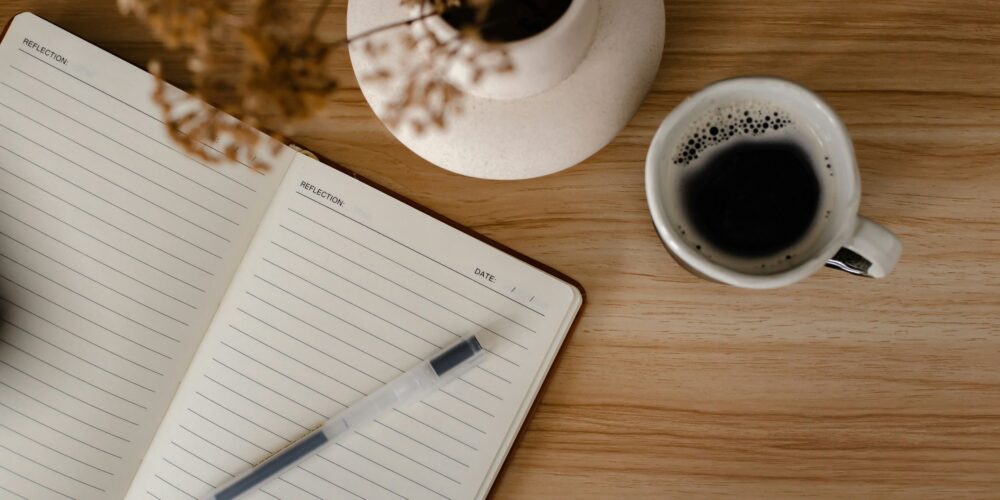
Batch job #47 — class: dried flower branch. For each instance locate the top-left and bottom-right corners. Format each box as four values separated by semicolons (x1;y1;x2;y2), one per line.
361;0;513;133
118;0;510;171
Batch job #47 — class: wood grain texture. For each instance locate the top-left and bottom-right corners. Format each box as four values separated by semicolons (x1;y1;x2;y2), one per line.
3;0;999;497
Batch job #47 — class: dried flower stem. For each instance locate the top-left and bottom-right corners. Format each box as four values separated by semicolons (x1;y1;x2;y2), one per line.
120;0;508;171
333;10;439;49
306;0;332;36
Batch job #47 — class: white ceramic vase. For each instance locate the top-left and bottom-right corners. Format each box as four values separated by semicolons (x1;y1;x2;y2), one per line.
349;0;666;179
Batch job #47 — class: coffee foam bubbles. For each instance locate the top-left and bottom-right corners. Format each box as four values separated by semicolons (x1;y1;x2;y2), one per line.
672;101;794;166
665;100;839;275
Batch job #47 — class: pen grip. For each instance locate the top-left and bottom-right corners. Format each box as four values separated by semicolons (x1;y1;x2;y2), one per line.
208;428;329;500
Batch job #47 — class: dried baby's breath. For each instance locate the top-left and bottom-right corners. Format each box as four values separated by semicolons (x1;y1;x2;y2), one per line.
120;0;509;171
364;29;512;133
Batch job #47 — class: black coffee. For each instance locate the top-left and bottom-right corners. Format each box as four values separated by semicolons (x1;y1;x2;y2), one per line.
682;140;820;258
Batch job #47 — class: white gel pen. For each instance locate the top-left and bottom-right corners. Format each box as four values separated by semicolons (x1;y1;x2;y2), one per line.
205;334;485;500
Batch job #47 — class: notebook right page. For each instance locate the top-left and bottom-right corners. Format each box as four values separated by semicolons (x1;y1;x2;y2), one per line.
128;154;582;499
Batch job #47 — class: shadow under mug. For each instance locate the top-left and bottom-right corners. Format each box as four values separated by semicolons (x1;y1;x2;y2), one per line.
644;77;902;289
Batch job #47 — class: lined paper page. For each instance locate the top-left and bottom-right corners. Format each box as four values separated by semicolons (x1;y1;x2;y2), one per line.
0;13;295;499
129;154;581;499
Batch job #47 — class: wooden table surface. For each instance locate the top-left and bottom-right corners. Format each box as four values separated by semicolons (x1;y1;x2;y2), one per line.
4;0;999;497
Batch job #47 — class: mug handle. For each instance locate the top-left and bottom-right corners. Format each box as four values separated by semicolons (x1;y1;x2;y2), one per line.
825;217;902;278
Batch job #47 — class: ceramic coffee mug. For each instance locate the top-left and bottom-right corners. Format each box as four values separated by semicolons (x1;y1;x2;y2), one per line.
645;77;902;289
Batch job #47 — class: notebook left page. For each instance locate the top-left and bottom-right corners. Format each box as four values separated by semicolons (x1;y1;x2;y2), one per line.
0;13;295;499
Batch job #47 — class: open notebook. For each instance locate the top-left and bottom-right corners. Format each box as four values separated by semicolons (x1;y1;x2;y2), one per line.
0;13;582;500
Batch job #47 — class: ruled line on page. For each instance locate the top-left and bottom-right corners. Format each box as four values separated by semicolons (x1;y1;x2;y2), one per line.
371;420;470;468
0;337;148;410
16;47;263;181
0;252;185;341
218;341;352;407
170;440;236;477
238;300;399;379
457;378;503;401
0;317;156;391
0;422;113;475
154;473;197;500
439;390;494;419
210;357;334;418
321;410;478;491
479;348;520;368
295;191;545;317
193;392;292;444
187;408;270;453
0;358;140;426
0;483;28;500
0;187;208;294
0;462;74;499
286;210;539;333
0;99;235;242
0;379;130;443
0;158;216;280
0;298;165;376
0;230;190;324
202;375;310;432
260;241;521;369
11;65;242;224
7;66;263;207
335;442;451;500
354;431;462;484
257;488;281;499
262;257;444;350
295;463;370;500
276;477;323;500
270;241;531;351
0;442;106;492
229;324;370;396
0;400;123;459
0;126;226;262
252;274;424;364
10;62;259;196
2;66;252;210
391;409;478;450
275;226;535;336
477;365;511;384
178;424;253;467
420;401;487;435
314;452;406;499
0;273;173;359
162;457;214;488
0;207;196;308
